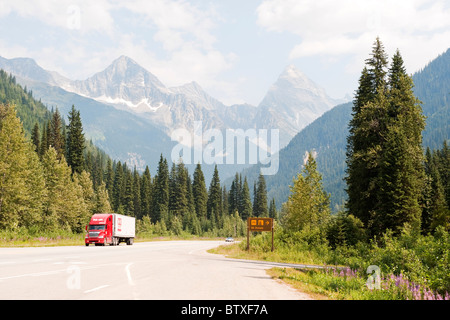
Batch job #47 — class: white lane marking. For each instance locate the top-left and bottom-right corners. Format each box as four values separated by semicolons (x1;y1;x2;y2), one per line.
84;285;110;294
125;263;135;286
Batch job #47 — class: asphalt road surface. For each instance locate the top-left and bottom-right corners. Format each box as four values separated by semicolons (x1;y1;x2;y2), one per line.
0;241;312;300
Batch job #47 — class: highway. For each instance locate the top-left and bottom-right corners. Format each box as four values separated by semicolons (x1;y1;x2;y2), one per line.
0;241;312;300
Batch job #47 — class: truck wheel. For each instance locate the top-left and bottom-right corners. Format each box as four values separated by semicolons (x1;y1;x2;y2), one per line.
85;243;89;246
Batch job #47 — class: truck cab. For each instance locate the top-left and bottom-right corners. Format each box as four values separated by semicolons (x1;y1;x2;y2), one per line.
85;213;135;246
85;214;112;246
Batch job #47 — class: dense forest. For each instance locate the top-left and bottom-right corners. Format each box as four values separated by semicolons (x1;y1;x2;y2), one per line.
0;69;274;237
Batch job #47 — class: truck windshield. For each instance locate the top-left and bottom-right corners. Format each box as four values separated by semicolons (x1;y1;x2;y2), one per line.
89;225;106;231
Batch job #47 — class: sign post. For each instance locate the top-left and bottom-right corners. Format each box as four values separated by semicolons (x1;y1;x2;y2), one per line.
246;217;274;252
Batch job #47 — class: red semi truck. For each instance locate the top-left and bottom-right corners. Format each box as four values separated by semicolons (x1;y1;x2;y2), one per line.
85;213;135;246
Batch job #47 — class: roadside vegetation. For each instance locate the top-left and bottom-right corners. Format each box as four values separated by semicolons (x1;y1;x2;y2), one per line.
211;223;449;300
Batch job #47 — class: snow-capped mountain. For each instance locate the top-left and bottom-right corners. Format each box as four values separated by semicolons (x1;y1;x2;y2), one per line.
62;56;169;113
257;65;339;145
0;54;343;175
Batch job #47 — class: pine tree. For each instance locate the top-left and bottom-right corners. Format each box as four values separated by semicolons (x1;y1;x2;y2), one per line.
49;108;65;159
66;105;85;174
192;163;208;220
39;121;49;158
229;173;242;215
171;160;188;217
104;158;114;201
140;166;152;218
31;122;40;153
112;161;124;212
376;50;426;234
207;165;222;226
269;198;277;219
253;172;268;217
240;177;253;220
153;154;169;223
123;168;134;216
346;37;391;233
346;40;426;236
423;147;450;232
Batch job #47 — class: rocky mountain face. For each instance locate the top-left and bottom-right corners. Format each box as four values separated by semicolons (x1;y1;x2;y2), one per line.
256;65;340;146
0;54;342;178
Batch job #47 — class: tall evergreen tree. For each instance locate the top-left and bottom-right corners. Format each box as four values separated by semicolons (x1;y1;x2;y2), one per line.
269;198;277;219
192;163;208;220
153;154;169;223
346;38;390;233
253;172;268;217
207;165;222;226
66;105;85;174
112;161;124;212
240;177;253;220
346;39;426;236
31;122;40;153
140;166;152;218
376;50;426;234
49;108;65;159
229;173;242;215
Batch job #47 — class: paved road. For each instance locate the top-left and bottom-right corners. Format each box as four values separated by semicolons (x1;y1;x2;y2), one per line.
0;241;312;300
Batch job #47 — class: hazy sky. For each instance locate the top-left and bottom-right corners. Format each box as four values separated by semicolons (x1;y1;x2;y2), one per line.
0;0;449;106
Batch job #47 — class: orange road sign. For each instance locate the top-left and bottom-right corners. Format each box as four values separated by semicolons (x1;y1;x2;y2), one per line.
248;217;273;232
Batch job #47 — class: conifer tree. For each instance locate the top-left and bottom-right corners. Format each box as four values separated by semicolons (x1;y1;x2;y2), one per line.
112;161;124;211
240;177;253;221
31;122;40;153
140;166;152;218
269;198;277;219
207;165;222;226
376;50;426;234
66;105;85;174
39;121;49;158
49;108;65;159
123;169;134;216
253;172;268;217
192;163;208;220
229;173;242;215
346;39;426;236
346;38;389;232
170;161;188;217
104;158;114;201
153;154;169;223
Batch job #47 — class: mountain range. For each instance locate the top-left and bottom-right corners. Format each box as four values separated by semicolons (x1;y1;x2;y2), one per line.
0;54;343;180
0;47;448;210
238;48;450;211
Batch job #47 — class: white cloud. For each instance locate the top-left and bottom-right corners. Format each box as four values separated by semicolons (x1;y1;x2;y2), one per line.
0;0;115;34
257;0;450;73
0;0;239;103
